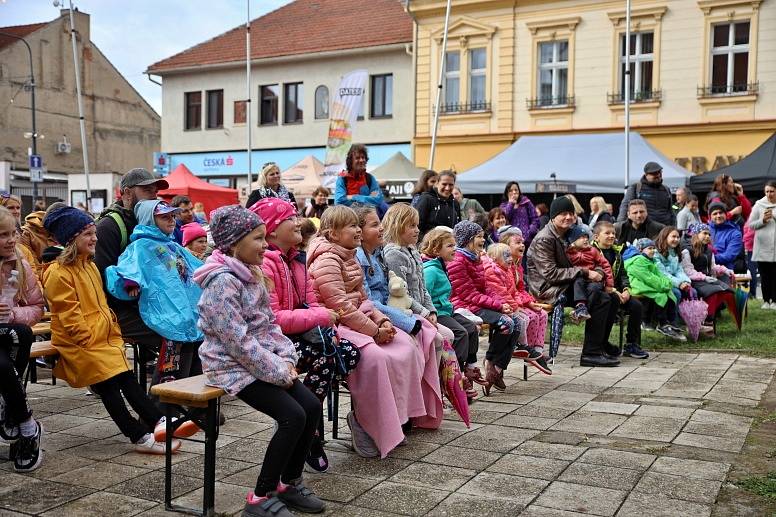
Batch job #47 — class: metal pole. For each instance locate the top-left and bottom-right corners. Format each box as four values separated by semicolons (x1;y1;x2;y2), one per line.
0;32;38;204
246;0;253;197
67;1;91;209
428;0;452;171
624;0;631;192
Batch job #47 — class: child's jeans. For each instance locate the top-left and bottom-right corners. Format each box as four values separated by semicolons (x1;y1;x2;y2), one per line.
238;379;320;497
573;277;604;304
475;308;517;371
0;324;33;427
92;370;164;443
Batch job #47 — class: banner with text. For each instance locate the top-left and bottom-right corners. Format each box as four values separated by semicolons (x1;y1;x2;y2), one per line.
322;69;368;189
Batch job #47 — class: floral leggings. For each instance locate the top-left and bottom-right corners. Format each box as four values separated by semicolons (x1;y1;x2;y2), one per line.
514;307;548;349
294;335;360;401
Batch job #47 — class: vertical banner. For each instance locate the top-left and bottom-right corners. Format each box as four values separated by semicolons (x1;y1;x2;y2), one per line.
322;69;368;189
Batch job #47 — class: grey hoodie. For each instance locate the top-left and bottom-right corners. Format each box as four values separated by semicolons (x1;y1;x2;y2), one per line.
748;196;776;262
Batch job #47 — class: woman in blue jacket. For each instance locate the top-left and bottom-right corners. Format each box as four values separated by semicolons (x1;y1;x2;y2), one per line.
709;202;745;273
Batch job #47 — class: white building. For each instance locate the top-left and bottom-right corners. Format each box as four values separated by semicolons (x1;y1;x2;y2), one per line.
146;0;415;193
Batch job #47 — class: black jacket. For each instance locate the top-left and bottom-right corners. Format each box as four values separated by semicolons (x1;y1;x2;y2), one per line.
416;189;461;237
95;201;137;309
614;217;665;245
617;176;675;226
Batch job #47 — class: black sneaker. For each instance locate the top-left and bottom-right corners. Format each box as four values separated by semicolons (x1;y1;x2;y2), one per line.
0;395;20;443
528;354;553;375
12;421;43;473
624;343;649;359
657;324;687;342
604;343;622;358
570;304;591;324
277;479;325;514
305;435;329;473
242;493;294;517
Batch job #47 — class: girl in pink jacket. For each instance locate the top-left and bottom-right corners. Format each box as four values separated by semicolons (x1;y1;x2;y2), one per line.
307;206;442;459
251;198;359;473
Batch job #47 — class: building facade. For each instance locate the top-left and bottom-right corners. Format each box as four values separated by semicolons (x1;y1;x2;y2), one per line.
408;0;776;175
147;0;415;193
0;10;160;210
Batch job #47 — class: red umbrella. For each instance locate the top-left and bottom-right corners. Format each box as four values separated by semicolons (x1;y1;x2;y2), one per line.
438;340;470;428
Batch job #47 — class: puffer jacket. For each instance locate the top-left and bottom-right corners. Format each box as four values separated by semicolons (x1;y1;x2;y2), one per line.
566;245;614;289
514;263;536;306
105;200;203;342
654;248;691;288
383;243;436;317
18;211;55;278
447;249;503;313
617;176;675;226
422;256;454;317
307;236;388;338
44;256;128;388
623;247;676;308
748;196;776;262
526;223;585;303
2;253;45;326
195;251;297;394
500;195;540;244
482;255;521;308
709;219;744;270
357;247;418;333
261;245;331;335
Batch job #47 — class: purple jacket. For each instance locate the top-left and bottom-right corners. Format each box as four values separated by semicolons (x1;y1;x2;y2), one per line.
501;196;539;244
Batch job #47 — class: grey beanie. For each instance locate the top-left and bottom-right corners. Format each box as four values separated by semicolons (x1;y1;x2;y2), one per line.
453;220;483;248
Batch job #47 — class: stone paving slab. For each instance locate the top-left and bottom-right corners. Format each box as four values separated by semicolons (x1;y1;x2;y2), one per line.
3;350;775;516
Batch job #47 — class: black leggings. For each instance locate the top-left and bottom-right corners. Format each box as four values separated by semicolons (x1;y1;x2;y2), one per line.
437;314;479;366
759;261;776;303
476;308;517;370
238;378;320;497
0;325;33;426
92;370;163;443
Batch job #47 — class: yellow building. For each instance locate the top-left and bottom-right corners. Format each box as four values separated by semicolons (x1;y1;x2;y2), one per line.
407;0;776;176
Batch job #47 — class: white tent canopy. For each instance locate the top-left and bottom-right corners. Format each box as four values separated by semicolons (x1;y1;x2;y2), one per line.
455;132;691;194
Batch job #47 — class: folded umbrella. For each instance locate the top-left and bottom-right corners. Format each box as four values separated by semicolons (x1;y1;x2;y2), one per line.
438;340;470;428
678;297;709;342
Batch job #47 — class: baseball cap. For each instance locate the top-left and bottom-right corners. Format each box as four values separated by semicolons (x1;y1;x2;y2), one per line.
120;168;169;190
153;201;180;215
643;162;663;175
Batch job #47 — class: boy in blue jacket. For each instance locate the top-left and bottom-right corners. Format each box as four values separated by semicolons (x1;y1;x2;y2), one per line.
106;200;204;396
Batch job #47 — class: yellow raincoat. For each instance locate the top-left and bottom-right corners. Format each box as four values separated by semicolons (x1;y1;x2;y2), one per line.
43;255;129;388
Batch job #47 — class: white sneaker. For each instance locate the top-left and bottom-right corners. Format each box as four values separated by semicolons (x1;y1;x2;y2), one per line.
761;302;772;310
134;433;181;455
770;302;776;310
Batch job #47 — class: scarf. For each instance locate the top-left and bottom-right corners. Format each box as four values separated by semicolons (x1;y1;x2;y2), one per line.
207;249;258;283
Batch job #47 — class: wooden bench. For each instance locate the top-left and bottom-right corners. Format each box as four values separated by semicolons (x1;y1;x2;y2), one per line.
32;322;51;337
150;375;224;517
26;340;58;387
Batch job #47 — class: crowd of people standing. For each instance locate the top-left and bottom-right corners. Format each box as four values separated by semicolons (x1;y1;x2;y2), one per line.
0;143;774;517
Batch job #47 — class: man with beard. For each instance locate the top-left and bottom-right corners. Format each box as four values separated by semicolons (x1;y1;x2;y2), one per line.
617;162;675;226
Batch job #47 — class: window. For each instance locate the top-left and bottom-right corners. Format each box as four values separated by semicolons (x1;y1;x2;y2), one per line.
710;21;750;94
314;85;329;119
537;41;569;106
233;100;247;125
620;32;654;101
260;84;279;125
443;51;460;110
468;49;486;109
283;82;303;124
370;74;393;118
206;89;223;129
184;91;201;130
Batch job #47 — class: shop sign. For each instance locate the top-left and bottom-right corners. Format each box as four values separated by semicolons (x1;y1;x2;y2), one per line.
535;182;576;193
675;155;743;174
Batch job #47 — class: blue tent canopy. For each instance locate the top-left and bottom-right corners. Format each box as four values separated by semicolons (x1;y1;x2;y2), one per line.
455;132;691;194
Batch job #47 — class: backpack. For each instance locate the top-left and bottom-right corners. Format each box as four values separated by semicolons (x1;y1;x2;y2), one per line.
100;211;129;250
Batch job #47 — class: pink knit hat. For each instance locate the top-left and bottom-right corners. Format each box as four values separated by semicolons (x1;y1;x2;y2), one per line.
248;197;297;235
181;222;207;247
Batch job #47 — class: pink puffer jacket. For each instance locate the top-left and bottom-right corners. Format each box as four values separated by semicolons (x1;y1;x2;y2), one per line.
261;246;331;335
513;263;535;306
482;256;521;309
307;237;389;338
447;250;503;313
3;254;45;326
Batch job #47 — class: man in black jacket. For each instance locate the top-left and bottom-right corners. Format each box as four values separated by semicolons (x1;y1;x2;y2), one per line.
615;199;665;245
416;170;461;239
617;162;676;226
95;168;168;347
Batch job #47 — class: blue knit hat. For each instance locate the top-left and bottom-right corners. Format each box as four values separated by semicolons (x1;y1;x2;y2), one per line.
453;220;483;248
566;225;589;245
634;238;656;251
43;206;95;246
209;205;264;253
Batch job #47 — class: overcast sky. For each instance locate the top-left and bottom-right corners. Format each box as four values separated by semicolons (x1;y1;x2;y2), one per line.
1;0;288;114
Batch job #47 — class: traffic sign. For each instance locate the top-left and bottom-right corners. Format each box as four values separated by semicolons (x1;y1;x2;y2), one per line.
30;167;44;183
29;154;43;169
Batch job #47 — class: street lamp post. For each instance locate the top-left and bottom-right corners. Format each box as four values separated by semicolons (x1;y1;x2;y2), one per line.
0;31;38;202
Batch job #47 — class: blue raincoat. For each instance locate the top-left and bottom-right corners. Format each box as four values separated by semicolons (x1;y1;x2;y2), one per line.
105;200;204;342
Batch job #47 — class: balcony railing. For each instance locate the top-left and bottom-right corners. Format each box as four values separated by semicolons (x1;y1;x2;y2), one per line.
607;89;662;105
526;96;576;110
697;82;759;98
439;101;492;114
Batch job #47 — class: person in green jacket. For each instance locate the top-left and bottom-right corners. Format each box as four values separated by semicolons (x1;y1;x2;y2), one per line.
623;238;686;341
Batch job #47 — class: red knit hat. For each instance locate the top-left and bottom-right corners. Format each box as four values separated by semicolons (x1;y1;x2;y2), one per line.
181;222;207;247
